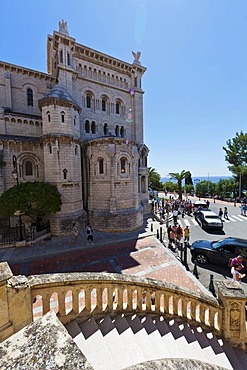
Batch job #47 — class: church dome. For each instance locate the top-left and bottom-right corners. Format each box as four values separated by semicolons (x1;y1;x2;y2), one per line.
39;84;81;112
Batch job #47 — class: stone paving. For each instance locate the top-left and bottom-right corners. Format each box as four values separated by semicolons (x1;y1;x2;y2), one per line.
0;217;211;299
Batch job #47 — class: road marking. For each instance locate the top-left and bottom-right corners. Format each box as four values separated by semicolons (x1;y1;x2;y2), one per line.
238;215;247;220
228;216;237;222
191;219;198;225
230;215;244;222
184;219;190;226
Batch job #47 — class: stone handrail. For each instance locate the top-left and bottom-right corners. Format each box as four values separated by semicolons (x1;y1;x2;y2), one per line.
29;272;221;329
1;263;247;349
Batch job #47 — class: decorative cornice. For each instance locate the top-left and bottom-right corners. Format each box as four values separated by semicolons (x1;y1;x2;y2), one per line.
0;60;56;82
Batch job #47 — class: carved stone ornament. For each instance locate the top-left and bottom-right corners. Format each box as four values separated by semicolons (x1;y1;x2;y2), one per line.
59;19;69;35
230;302;240;328
132;51;141;65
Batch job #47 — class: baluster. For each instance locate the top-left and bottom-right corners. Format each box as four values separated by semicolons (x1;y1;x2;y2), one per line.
181;297;188;318
208;308;215;328
190;300;196;321
199;304;206;324
146;290;151;310
136;287;143;311
58;290;66;316
173;295;179;316
118;287;123;310
42;293;50;315
216;308;222;332
107;286;114;311
96;287;103;311
163;292;170;313
84;287;92;312
153;291;160;313
72;288;79;315
126;287;133;310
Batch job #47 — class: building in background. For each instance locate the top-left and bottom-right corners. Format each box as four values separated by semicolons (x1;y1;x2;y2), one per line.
0;20;149;235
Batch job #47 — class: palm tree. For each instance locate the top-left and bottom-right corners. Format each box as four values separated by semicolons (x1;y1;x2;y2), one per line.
168;170;191;200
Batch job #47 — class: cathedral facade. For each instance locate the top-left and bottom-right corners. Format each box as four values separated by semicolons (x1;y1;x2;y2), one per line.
0;20;149;235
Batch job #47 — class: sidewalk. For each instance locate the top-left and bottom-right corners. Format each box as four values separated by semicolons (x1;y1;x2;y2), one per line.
0;215;211;298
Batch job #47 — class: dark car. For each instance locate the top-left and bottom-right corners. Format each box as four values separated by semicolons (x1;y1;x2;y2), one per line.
190;237;247;265
194;210;223;230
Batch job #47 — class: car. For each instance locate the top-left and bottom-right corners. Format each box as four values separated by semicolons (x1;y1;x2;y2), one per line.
194;210;223;230
193;201;208;214
190;237;247;265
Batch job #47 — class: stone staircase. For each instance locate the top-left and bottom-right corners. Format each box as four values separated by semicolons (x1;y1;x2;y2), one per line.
65;313;247;370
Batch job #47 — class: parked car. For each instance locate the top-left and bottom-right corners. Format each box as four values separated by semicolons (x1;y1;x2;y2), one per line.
190;237;247;265
193;201;208;214
194;210;223;230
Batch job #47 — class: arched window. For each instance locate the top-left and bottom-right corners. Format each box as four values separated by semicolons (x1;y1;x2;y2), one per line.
85;120;90;133
103;123;108;135
116;102;120;115
25;161;33;176
86;94;91;108
99;158;104;174
74;116;76;126
47;111;51;123
48;143;52;154
27;88;33;106
91;121;96;134
61;111;65;123
102;98;106;112
63;169;68;180
120;126;125;137
115;125;119;137
120;158;126;174
75;145;78;155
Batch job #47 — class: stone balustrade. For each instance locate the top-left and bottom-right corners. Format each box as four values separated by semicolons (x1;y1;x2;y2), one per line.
1;262;247;349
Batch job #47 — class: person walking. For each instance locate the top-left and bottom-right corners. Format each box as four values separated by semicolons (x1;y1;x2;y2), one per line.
184;226;190;244
223;207;229;220
232;264;246;283
72;222;79;244
218;208;223;221
86;223;94;244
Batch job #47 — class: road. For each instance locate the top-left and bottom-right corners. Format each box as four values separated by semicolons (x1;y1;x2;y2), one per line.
164;197;247;292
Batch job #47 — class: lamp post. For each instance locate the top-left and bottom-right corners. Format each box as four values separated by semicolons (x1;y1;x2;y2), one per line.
12;155;24;241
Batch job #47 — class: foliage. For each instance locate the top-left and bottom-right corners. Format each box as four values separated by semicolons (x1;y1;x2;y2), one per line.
223;131;247;190
168;170;191;200
183;184;194;194
0;181;62;219
185;172;193;185
148;167;163;190
195;180;217;196
163;181;178;192
215;178;238;198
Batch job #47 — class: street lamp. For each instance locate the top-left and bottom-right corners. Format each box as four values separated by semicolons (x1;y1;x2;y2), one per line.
12;155;24;241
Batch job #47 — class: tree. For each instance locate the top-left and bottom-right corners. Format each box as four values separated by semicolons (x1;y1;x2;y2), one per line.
223;131;247;194
216;178;238;198
0;181;62;221
195;180;217;197
148;167;163;190
168;170;191;200
185;172;193;185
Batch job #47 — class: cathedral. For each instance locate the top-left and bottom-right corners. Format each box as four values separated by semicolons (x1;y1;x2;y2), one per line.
0;20;149;235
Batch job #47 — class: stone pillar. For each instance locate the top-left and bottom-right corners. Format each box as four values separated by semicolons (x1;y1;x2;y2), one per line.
216;280;247;348
0;262;32;342
0;262;13;341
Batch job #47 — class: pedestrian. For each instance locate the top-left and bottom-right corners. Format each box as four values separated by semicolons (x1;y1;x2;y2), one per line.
232;264;245;283
172;208;178;224
184;226;190;244
223;207;229;220
218;208;223;221
230;255;244;274
72;222;79;244
86;223;93;244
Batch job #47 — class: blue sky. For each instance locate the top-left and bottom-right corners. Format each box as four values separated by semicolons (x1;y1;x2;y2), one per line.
1;0;247;177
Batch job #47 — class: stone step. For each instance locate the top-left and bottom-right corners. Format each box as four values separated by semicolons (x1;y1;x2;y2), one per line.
65;314;247;370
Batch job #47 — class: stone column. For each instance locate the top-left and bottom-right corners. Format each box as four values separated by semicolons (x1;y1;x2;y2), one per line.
216;280;247;348
0;262;13;341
